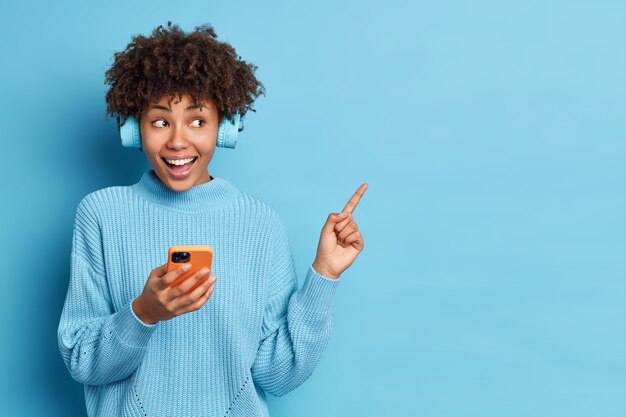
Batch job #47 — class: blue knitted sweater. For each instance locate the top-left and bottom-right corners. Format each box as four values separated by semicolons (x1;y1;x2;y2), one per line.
57;169;340;417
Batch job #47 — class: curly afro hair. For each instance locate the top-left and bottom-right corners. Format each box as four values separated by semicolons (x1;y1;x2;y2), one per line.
104;21;265;129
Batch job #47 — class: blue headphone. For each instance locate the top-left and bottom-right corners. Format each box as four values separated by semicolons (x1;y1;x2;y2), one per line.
118;112;241;151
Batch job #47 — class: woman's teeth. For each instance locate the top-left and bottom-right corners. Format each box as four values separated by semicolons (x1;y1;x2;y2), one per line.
165;157;195;165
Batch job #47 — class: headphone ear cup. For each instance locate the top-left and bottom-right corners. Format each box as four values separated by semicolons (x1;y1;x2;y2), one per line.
216;112;240;149
120;115;142;150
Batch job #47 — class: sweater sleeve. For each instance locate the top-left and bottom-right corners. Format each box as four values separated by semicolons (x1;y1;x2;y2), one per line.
250;214;340;396
57;196;158;385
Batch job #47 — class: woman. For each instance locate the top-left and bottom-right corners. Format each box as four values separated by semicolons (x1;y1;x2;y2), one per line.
58;21;367;417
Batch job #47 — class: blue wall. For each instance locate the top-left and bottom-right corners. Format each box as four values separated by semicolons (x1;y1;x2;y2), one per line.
1;1;625;415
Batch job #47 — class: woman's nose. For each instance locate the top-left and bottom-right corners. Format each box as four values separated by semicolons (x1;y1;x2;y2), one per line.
166;125;190;149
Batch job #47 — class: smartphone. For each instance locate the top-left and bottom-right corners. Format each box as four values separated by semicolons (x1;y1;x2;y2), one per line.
166;245;213;290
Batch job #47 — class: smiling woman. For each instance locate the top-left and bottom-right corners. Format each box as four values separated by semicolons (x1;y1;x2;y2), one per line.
57;20;367;417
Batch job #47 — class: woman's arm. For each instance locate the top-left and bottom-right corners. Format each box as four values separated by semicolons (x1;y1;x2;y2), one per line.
251;215;340;397
57;196;158;385
251;184;367;395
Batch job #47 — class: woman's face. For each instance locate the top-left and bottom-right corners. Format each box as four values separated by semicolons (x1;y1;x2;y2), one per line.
140;93;219;192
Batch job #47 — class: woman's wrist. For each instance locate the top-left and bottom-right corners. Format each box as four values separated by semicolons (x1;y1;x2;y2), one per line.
312;260;340;280
132;296;157;325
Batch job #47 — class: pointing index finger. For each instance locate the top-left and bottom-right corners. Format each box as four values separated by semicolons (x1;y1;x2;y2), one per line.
341;183;368;214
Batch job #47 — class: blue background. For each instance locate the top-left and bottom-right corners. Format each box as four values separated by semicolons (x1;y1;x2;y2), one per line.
1;0;625;416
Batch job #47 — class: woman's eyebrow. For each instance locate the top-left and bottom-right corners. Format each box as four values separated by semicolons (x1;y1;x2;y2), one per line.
148;104;204;112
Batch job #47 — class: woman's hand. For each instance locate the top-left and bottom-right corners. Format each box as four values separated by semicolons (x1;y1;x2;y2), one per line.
312;183;368;280
132;263;217;324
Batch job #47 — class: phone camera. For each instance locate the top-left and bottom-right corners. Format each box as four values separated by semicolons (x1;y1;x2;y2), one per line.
171;251;190;263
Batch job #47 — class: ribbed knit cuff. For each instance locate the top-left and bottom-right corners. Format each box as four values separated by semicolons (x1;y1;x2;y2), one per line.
112;302;158;348
294;264;341;313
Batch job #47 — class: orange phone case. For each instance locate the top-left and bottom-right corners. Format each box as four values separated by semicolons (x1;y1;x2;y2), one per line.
166;245;213;290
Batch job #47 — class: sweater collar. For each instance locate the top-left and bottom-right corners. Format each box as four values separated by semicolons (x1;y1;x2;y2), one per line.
132;169;240;212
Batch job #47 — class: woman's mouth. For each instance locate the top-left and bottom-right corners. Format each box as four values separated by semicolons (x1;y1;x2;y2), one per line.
162;157;198;180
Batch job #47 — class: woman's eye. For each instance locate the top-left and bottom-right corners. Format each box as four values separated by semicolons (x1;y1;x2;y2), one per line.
151;119;204;128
